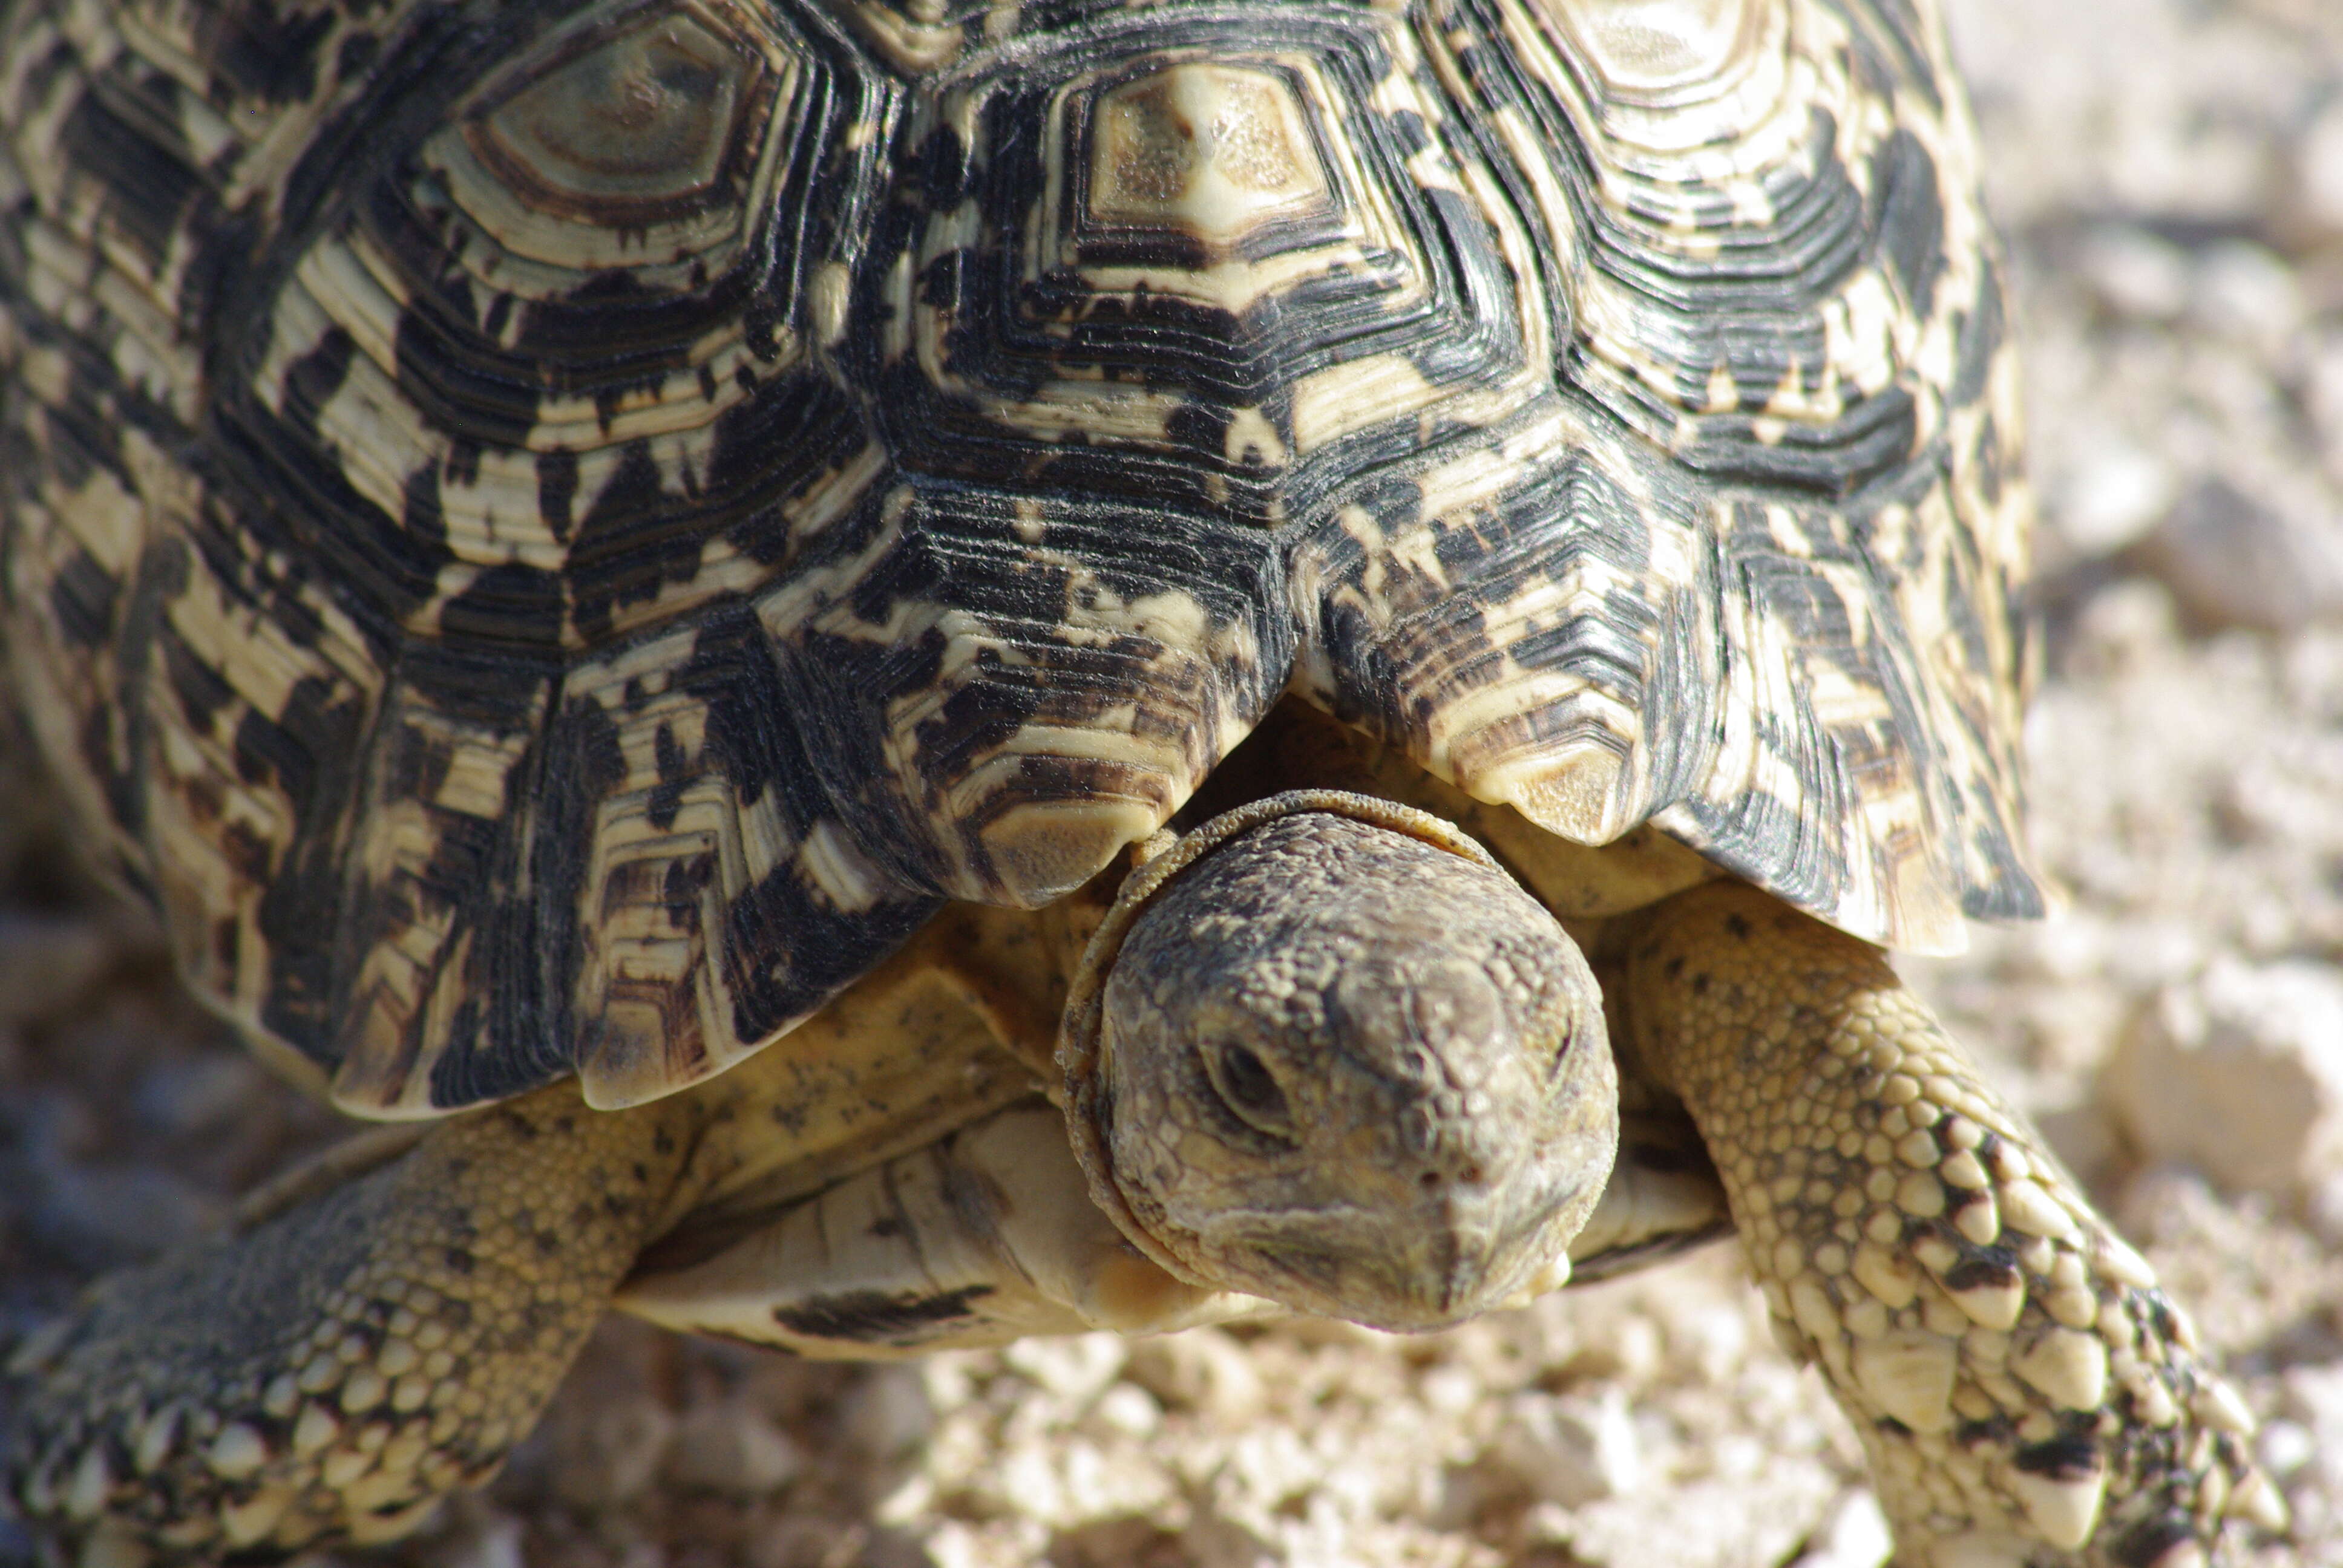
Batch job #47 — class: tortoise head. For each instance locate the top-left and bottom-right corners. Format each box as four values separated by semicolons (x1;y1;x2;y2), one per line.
1060;791;1618;1332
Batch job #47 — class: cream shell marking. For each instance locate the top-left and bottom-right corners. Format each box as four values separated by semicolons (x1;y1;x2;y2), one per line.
1;0;2036;1117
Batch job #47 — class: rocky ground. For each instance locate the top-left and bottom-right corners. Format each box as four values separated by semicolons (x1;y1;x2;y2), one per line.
5;1;2343;1564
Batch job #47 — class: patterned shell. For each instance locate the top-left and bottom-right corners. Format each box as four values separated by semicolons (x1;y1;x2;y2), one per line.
0;0;2045;1117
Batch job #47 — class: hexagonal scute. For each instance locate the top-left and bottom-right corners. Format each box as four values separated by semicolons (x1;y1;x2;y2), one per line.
430;0;801;275
1083;65;1332;246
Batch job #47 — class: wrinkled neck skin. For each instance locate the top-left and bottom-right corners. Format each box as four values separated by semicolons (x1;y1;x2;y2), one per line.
1070;793;1620;1333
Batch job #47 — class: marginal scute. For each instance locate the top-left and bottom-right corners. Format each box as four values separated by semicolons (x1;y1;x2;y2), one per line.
975;796;1164;908
1498;743;1636;846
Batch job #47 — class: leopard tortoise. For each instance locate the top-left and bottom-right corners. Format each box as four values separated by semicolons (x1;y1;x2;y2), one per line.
0;0;2286;1559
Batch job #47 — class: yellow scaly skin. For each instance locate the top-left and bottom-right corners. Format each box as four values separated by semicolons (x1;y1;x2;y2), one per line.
1616;883;2284;1567
7;1085;695;1561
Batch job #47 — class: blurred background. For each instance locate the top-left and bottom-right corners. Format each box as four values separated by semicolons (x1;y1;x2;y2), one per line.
4;0;2342;1564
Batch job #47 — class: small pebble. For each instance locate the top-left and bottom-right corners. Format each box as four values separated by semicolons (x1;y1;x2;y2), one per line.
665;1400;803;1496
1492;1388;1643;1508
842;1367;934;1460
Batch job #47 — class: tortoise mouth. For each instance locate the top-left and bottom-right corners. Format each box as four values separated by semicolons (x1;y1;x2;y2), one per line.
1201;1177;1596;1331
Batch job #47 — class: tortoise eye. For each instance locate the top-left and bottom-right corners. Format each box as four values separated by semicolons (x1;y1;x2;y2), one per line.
1205;1042;1296;1140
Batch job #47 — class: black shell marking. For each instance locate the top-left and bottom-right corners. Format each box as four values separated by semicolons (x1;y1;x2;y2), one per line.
1;0;2042;1114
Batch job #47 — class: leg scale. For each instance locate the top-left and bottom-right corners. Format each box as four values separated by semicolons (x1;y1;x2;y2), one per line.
5;1083;692;1562
1617;883;2282;1567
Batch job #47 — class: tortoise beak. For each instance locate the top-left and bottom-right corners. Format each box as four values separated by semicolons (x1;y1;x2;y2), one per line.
1215;1160;1596;1331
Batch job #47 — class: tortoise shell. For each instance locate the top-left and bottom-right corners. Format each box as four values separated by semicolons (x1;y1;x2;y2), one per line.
0;0;2043;1117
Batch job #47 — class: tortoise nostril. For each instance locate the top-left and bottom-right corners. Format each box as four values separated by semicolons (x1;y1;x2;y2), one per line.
1421;1162;1483;1189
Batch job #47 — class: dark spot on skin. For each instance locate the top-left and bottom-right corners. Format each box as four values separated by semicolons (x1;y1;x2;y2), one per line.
773;1286;994;1345
1954;1413;2014;1446
1944;1184;1990;1216
1724;913;1752;941
1939;1247;2020;1293
444;1247;476;1275
868;1216;906;1239
2111;1514;2198;1568
1691;973;1709;996
2012;1434;2102;1480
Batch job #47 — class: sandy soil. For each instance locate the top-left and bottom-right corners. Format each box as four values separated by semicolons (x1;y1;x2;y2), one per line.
4;1;2341;1565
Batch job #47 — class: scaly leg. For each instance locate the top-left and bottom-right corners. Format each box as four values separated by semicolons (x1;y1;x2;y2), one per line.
1614;883;2282;1567
5;1082;694;1563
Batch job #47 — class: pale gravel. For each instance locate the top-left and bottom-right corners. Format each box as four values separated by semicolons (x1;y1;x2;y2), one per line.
4;1;2342;1564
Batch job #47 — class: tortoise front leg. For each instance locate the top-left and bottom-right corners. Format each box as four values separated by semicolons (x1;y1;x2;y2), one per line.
1614;883;2282;1567
5;1082;696;1563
